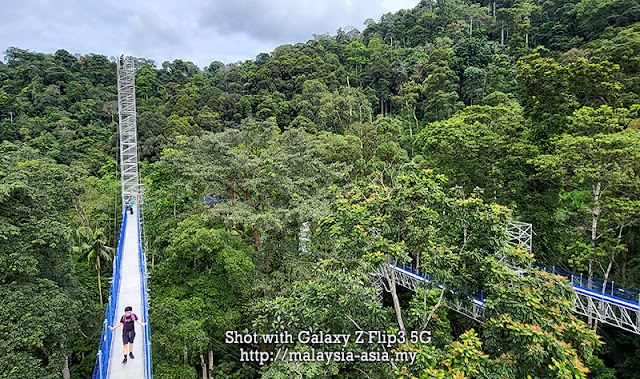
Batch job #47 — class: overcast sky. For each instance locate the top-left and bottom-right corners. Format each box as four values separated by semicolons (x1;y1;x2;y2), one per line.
0;0;420;69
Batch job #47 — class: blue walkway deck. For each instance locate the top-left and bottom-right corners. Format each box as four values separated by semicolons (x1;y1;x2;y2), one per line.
93;208;152;378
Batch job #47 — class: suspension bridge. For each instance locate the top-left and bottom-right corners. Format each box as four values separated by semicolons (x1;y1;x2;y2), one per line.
92;54;640;379
370;221;640;335
92;56;152;379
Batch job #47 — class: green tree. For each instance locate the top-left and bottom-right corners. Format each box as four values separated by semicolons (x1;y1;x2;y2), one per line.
0;143;87;379
150;215;255;378
532;105;640;329
486;54;517;95
136;66;162;100
414;102;530;203
255;262;393;378
513;2;541;48
582;24;640;107
421;49;462;122
463;3;490;36
483;268;602;378
517;54;574;142
160;121;335;275
73;226;114;306
321;169;510;334
395;80;424;149
164;115;201;137
461;66;487;105
346;41;370;85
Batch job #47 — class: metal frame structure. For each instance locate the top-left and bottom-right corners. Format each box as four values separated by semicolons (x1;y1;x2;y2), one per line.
298;221;311;255
370;273;385;304
371;264;486;323
93;56;153;378
116;56;139;207
538;264;640;335
380;220;640;335
573;288;640;334
505;221;532;253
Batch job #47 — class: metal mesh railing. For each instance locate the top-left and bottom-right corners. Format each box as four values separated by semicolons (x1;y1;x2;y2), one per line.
137;208;153;378
92;211;128;379
535;263;640;304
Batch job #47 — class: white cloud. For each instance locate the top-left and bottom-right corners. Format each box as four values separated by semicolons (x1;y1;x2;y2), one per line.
197;0;420;44
0;0;420;68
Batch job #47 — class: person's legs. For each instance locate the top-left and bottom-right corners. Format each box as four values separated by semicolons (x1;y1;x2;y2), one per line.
122;331;133;362
128;331;136;358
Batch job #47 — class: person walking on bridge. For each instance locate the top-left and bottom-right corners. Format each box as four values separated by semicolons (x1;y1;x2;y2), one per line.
109;306;146;364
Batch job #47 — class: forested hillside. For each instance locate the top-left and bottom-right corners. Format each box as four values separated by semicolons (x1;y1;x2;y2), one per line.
1;0;640;377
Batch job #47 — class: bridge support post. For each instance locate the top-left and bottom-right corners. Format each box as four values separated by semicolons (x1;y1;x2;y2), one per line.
97;351;102;379
116;56;139;208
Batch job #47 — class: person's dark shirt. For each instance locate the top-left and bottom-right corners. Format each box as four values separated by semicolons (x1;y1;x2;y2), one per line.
121;314;138;332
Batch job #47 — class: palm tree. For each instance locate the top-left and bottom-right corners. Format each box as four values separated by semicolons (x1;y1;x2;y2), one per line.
74;227;115;306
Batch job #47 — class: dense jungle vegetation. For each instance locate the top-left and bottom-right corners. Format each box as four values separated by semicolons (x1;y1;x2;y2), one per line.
2;0;640;377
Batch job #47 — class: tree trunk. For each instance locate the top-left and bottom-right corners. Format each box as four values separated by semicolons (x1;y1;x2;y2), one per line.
622;231;629;282
62;355;71;379
385;262;406;334
588;181;601;328
184;346;188;365
407;101;418;156
254;227;268;274
253;227;261;251
200;354;207;379
590;181;601;288
595;226;626;330
355;65;358;85
97;263;103;307
411;105;420;143
594;254;616;331
173;192;177;218
61;344;71;379
76;199;90;227
208;350;214;379
412;107;419;133
501;23;504;46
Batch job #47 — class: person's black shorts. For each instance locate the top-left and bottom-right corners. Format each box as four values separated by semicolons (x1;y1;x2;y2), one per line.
123;330;136;344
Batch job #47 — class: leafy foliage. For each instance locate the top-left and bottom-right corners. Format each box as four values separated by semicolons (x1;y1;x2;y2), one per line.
2;1;640;377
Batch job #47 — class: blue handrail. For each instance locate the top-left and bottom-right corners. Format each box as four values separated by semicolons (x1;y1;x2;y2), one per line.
137;208;153;378
535;263;640;304
393;263;487;305
394;262;640;314
92;211;128;379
